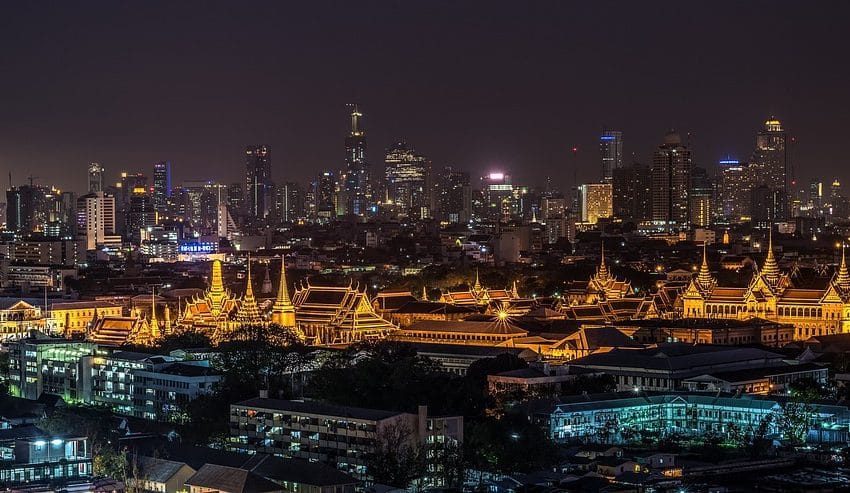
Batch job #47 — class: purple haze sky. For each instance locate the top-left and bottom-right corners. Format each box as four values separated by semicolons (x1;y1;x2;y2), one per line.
1;1;848;194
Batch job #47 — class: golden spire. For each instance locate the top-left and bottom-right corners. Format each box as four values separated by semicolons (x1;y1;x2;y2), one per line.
836;244;850;290
421;285;428;301
237;255;262;324
149;289;160;339
511;279;520;299
761;229;780;280
271;255;296;327
164;304;172;334
244;255;255;301
210;259;224;294
697;242;714;290
473;268;482;292
596;243;610;283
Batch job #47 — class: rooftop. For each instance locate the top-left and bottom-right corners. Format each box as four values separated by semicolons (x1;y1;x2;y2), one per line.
233;398;404;421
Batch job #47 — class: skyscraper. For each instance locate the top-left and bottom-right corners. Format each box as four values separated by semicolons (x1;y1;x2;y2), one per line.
578;183;613;224
438;167;471;223
717;159;752;224
599;130;623;183
311;171;337;221
245;145;272;219
76;191;117;250
612;163;652;222
751;118;788;220
88;163;104;193
152;161;172;209
384;141;431;218
688;167;713;228
343;104;370;217
651;131;692;229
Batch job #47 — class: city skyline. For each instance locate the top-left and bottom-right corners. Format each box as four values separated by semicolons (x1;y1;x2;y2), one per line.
1;1;849;192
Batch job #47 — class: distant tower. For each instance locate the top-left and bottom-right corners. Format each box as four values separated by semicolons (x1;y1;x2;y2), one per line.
599;130;623;183
88;163;104;193
271;256;296;327
245;145;272;219
751;118;789;221
651;130;692;230
343;104;370;216
152;161;172;209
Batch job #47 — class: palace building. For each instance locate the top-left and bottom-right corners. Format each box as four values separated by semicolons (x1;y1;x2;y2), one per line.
564;246;634;305
681;236;850;340
179;260;241;341
291;281;397;345
439;270;519;306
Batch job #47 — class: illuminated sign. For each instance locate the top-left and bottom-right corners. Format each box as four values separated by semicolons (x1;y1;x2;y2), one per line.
719;160;740;165
600;135;616;140
178;242;217;254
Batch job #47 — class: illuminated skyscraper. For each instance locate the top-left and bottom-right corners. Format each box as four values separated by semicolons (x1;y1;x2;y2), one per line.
152;161;172;209
717;159;752;224
599;130;623;183
651;131;692;229
384;141;431;218
76;192;117;250
310;171;337;221
688;167;713;228
751;118;788;220
245;145;272;219
578;183;613;224
480;172;513;222
343;104;371;216
88;163;104;193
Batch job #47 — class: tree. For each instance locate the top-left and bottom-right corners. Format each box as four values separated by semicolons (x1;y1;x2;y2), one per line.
93;446;129;481
463;411;558;474
367;421;425;488
778;401;814;446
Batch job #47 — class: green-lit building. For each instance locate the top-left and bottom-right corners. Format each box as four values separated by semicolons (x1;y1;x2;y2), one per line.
549;392;850;444
7;338;98;402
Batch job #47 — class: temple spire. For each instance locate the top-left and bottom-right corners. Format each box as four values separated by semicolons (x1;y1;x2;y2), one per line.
210;259;224;294
473;268;482;292
511;279;520;299
237;255;262;324
761;229;780;280
271;255;296;327
596;243;610;283
421;285;428;301
149;289;160;339
697;241;714;291
836;244;850;290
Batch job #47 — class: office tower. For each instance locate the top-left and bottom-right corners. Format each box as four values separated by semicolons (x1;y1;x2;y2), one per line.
479;172;514;222
88;163;104;193
751;118;788;219
750;185;785;228
343;104;371;216
125;187;156;243
245;145;272;219
688;167;713;228
118;172;148;205
578;183;613;224
275;182;304;223
540;195;568;244
717;159;752;224
152;161;172;209
227;182;244;216
437;167;471;224
4;185;56;234
612;163;652;222
310;171;337;221
599;130;623;183
76;192;117;250
651;131;692;229
384;141;431;219
809;180;823;210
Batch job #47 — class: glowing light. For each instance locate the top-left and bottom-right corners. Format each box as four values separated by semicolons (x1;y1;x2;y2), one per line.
488;172;504;181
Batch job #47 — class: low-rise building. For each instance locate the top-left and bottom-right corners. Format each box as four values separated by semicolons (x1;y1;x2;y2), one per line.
229;398;462;480
7;337;98;402
48;300;124;337
0;434;92;487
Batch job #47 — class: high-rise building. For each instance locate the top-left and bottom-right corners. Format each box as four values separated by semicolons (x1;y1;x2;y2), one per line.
751;118;788;220
600;130;623;183
76;191;117;250
651;131;692;229
245;145;272;219
125;187;157;243
343;104;371;217
480;172;514;222
717;159;752;224
750;185;785;228
275;182;305;223
578;183;613;224
310;171;337;222
227;182;244;217
689;167;713;228
88;163;104;193
612;163;652;222
152;161;172;209
384;141;431;219
4;185;60;234
437;167;471;224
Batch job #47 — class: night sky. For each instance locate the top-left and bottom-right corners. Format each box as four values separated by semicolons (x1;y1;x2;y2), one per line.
1;1;848;194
